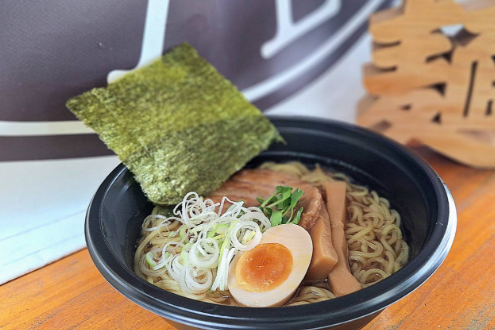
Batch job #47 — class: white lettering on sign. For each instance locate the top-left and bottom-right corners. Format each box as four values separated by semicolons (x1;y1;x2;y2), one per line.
0;121;93;136
244;0;383;102
0;0;386;137
107;0;170;84
261;0;341;59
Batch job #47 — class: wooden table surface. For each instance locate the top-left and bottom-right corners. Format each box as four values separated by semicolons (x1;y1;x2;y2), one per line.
1;146;495;330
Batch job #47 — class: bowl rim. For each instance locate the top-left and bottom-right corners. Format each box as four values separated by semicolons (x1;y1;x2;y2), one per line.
85;116;457;330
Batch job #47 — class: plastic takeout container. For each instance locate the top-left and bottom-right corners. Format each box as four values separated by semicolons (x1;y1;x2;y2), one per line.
85;117;456;330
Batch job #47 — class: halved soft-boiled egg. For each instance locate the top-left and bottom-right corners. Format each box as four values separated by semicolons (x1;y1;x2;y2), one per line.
227;224;313;307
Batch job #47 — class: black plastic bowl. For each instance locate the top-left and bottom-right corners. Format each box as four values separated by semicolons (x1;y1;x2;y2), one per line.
85;117;456;330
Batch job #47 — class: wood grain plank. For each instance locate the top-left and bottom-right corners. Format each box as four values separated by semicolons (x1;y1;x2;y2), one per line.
0;250;161;330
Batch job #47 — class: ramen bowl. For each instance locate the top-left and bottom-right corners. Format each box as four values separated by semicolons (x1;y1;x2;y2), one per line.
85;117;456;330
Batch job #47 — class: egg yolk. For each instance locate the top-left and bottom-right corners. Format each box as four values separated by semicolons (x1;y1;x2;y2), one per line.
235;243;293;293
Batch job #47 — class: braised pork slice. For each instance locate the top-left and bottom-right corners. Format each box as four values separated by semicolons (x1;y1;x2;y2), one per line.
210;180;274;206
296;185;324;231
231;168;305;187
208;169;322;231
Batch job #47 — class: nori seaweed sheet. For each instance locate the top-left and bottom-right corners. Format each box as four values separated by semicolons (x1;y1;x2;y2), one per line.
67;43;282;204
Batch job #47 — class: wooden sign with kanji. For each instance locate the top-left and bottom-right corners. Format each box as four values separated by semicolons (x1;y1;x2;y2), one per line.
358;0;495;168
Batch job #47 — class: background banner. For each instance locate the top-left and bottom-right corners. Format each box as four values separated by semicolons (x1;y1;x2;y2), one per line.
0;0;391;283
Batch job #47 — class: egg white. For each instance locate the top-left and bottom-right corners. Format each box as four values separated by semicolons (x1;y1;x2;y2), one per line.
227;224;313;307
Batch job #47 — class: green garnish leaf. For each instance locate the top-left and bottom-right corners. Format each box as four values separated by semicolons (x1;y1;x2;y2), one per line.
281;188;292;199
282;197;291;211
290;188;304;208
270;211;283;227
66;43;282;205
292;207;304;225
275;186;289;194
258;186;304;227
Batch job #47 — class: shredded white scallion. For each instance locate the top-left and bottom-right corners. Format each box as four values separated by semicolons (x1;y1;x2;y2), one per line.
147;192;271;296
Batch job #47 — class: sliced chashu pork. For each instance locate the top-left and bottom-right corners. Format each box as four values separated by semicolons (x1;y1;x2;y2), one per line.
208;169;322;231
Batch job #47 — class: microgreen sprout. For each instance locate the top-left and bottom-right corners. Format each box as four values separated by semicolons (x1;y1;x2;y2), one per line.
257;186;304;226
